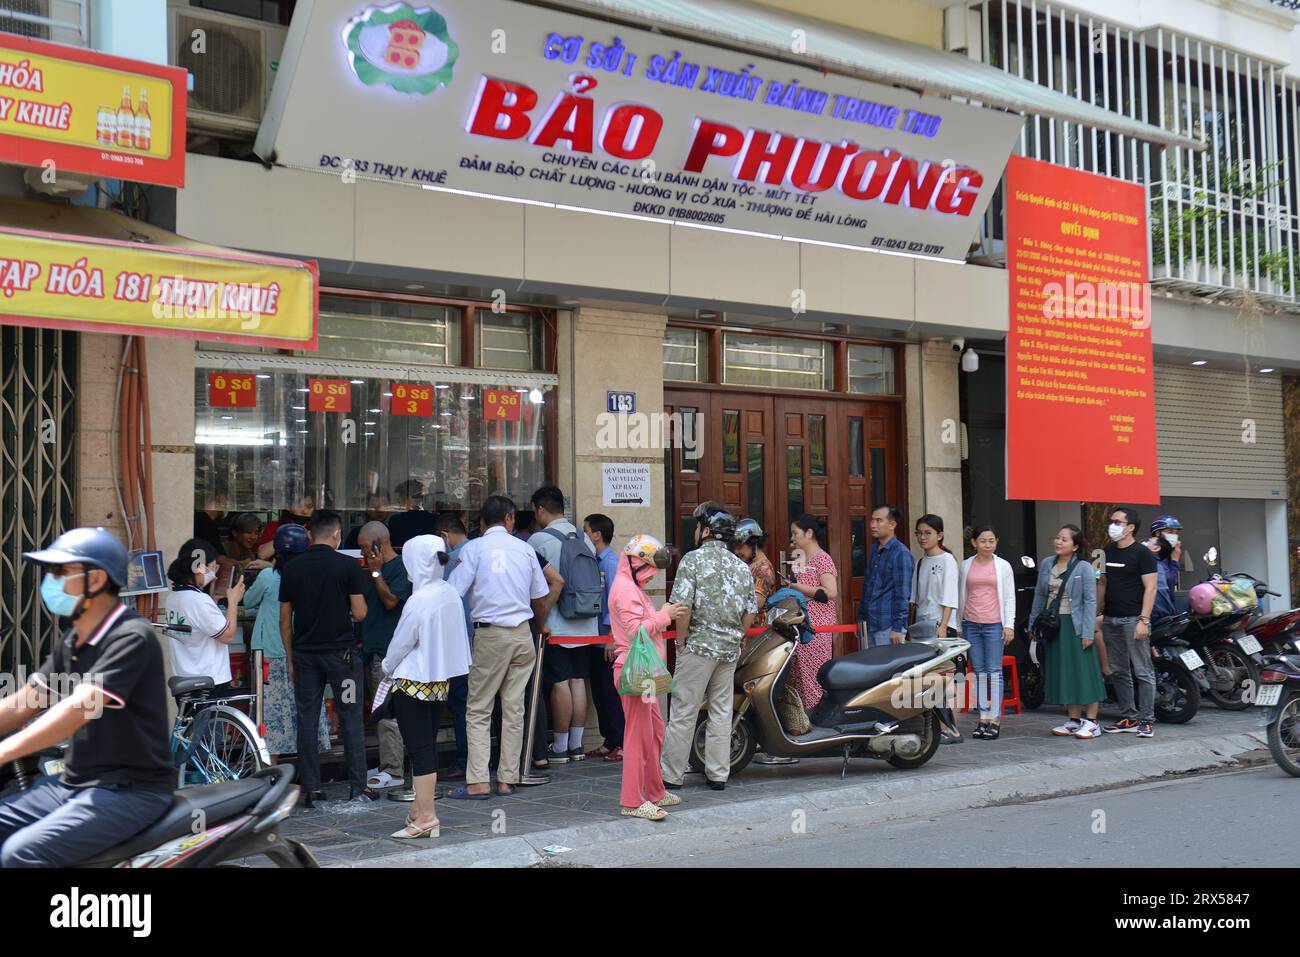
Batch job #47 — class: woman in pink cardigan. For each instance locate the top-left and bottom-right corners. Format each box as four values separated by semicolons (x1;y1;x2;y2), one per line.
609;534;683;821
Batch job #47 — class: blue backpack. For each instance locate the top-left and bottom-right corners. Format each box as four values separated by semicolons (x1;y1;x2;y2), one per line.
544;527;602;619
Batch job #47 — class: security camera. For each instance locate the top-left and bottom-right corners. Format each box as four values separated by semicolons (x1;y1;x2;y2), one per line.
950;336;966;353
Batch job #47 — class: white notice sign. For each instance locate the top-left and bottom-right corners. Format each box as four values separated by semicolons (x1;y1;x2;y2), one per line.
602;463;651;507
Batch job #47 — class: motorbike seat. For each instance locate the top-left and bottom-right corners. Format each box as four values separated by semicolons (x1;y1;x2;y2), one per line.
818;643;937;692
169;675;215;698
79;777;270;867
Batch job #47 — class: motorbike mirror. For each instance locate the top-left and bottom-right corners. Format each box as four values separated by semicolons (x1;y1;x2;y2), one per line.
1204;547;1218;566
1020;556;1035;568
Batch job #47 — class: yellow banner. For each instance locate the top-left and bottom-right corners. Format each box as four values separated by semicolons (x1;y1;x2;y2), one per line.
0;228;318;347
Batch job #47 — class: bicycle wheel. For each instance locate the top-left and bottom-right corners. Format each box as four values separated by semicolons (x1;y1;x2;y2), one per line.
189;708;266;783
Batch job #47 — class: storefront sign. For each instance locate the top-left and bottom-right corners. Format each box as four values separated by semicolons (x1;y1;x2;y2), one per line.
483;388;521;421
391;382;433;416
1005;156;1158;504
0;33;186;187
602;462;651;507
0;226;319;347
258;0;1024;260
308;378;352;412
606;391;636;414
208;373;257;408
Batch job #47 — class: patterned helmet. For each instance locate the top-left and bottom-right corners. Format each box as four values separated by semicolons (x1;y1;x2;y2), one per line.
701;508;737;543
1151;515;1182;533
624;533;671;569
733;518;764;547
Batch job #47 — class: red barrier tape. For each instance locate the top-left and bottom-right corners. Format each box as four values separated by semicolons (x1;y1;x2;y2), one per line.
546;622;861;645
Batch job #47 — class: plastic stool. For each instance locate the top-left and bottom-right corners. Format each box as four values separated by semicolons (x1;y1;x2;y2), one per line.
960;656;1022;715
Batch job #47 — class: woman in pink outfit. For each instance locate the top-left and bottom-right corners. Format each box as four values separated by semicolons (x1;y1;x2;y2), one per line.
608;534;683;821
787;514;839;711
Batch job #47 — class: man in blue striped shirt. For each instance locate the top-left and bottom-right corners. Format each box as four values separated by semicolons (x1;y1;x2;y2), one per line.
857;505;914;647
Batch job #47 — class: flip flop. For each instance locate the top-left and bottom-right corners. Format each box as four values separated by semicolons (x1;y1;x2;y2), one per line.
494;783;516;796
445;785;492;801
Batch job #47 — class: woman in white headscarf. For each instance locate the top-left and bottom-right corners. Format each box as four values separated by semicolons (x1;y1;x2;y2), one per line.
380;534;471;839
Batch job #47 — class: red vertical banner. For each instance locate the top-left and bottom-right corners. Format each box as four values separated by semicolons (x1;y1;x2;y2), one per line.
1005;156;1159;504
308;378;351;413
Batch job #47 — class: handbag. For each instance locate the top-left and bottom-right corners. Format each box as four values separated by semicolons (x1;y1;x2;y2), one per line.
1033;558;1078;643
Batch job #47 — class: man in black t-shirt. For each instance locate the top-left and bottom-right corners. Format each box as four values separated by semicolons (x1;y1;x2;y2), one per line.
387;479;438;550
0;528;173;867
1096;507;1159;738
278;509;371;803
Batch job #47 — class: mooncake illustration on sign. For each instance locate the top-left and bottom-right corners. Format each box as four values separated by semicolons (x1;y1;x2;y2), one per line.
343;3;458;94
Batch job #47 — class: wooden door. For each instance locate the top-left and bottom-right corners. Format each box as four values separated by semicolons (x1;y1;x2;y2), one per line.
774;398;843;621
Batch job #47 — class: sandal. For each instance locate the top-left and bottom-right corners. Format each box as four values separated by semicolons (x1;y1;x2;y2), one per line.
444;785;492;801
367;770;404;789
940;731;963;745
602;746;624;763
494;783;516;796
655;792;682;808
621;801;667;821
531;758;549;769
391;819;441;840
984;723;1001;740
972;723;990;739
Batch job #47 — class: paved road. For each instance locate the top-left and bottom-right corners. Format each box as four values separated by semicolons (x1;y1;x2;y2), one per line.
655;766;1299;867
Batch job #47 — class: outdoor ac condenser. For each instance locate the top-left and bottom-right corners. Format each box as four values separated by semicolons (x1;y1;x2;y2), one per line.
167;4;286;139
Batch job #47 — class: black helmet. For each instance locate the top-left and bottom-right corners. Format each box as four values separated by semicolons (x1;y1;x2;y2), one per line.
733;518;764;547
24;527;129;588
701;507;737;543
273;523;310;555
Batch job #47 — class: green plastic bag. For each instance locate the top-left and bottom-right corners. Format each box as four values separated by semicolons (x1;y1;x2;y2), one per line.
618;626;673;696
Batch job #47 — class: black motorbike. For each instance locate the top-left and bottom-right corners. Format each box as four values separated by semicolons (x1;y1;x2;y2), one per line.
1253;653;1300;776
2;758;317;868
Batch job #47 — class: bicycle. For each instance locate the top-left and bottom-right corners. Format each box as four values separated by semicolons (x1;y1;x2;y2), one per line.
169;675;271;787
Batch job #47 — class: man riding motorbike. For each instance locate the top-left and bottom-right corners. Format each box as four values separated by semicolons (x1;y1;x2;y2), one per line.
0;528;174;867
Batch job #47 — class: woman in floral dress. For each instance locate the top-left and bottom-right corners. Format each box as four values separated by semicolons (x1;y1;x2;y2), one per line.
787;514;839;711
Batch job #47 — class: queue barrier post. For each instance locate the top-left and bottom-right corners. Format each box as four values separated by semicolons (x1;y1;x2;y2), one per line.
516;630;551;787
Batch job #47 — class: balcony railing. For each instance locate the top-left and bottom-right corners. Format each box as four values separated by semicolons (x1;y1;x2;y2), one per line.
965;0;1300;312
0;0;89;47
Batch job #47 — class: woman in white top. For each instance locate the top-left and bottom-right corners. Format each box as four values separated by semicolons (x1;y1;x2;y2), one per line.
910;514;962;744
380;534;471;840
163;538;244;692
957;526;1017;740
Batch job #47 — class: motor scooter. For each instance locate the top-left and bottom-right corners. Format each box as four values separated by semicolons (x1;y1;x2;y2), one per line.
688;608;968;779
1252;652;1300;776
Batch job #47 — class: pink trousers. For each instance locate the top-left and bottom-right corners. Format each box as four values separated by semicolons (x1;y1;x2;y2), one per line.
615;665;666;809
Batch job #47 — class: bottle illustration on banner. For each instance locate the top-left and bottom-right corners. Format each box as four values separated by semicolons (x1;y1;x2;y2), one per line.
96;106;116;147
115;85;135;149
134;88;151;151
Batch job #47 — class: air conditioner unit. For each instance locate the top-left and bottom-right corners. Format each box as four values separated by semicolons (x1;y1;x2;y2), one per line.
168;4;287;139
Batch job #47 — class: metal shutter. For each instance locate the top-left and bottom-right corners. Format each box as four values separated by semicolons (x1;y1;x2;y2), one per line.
1154;364;1286;499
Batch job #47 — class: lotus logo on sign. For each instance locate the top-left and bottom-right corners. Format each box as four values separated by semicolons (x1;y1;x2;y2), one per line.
343;2;458;94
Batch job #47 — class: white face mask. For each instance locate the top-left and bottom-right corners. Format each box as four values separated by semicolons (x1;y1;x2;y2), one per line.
1108;524;1126;541
202;567;217;586
1163;532;1179;545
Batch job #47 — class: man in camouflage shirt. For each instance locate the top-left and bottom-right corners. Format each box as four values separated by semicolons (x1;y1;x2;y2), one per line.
661;508;758;790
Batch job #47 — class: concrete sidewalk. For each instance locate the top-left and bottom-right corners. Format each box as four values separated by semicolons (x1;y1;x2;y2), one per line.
278;705;1269;867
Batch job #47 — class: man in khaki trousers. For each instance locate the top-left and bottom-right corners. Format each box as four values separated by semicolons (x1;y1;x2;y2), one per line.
445;496;552;798
661;509;758;790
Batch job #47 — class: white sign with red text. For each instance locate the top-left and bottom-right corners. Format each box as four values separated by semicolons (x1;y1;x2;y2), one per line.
259;0;1024;259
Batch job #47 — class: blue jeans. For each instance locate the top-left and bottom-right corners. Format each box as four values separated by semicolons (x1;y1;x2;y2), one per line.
963;621;1005;720
294;647;367;795
868;629;896;648
0;777;171;867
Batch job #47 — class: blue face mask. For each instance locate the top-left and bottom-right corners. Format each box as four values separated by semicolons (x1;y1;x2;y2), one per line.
40;573;81;617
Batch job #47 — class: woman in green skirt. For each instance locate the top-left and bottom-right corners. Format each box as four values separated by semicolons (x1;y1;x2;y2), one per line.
1028;525;1105;739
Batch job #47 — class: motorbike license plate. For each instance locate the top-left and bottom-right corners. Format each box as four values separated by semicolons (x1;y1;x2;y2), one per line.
1179;649;1205;670
40;758;64;777
1254;685;1283;707
1238;635;1262;656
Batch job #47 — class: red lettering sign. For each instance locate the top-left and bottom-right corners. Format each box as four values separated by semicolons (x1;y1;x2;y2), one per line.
208;372;256;408
1005;156;1158;504
483;388;521;421
391;382;433;417
308;378;351;413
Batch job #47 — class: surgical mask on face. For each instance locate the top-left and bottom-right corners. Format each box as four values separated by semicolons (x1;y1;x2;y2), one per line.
1108;523;1125;541
40;573;81;617
202;567;217;586
1163;532;1179;545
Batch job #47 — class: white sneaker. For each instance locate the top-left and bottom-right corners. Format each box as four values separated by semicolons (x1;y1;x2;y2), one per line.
1073;720;1101;740
1052;719;1081;736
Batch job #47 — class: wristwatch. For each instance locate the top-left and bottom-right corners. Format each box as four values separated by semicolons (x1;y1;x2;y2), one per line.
371;570;381;579
1138;616;1151;625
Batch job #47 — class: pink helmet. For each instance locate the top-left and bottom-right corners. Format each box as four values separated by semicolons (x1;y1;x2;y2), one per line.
1189;582;1218;615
